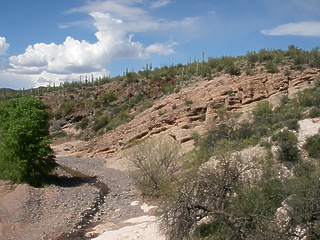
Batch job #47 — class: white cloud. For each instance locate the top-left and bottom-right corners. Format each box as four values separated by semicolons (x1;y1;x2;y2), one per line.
68;0;147;22
68;0;196;33
0;66;109;90
4;0;201;88
0;37;9;55
146;41;177;55
0;72;35;89
8;12;145;75
261;21;320;37
8;0;198;77
150;0;170;9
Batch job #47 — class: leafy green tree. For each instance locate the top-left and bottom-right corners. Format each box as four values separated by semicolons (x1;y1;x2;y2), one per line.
0;96;56;186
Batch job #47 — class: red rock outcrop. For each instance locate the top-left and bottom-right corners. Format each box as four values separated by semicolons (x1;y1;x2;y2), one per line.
57;68;320;159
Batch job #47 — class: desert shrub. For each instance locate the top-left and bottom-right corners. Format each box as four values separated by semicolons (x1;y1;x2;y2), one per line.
160;147;320;240
303;134;320;158
284;118;300;131
59;101;75;117
126;72;139;83
106;110;132;131
252;101;273;125
284;68;292;76
137;98;153;112
246;51;259;64
309;47;320;68
159;153;291;240
293;161;315;178
76;117;89;130
161;84;175;95
273;130;300;163
52;109;63;120
252;100;302;134
92;114;109;132
194;112;258;165
184;99;193;106
297;88;317;107
265;60;280;73
258;48;275;62
236;121;256;140
126;135;181;198
221;56;241;76
0;96;56;186
309;106;320;118
100;91;117;106
207;57;223;72
284;171;320;239
92;99;101;108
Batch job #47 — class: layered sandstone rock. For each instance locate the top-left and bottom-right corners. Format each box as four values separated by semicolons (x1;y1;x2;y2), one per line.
58;68;319;159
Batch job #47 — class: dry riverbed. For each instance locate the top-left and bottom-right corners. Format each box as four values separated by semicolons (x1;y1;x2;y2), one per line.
0;154;164;239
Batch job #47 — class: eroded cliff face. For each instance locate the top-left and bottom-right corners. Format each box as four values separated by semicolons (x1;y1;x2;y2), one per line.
52;68;319;160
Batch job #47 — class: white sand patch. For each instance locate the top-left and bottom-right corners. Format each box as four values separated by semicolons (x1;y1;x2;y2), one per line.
92;202;164;240
93;215;164;240
141;203;157;213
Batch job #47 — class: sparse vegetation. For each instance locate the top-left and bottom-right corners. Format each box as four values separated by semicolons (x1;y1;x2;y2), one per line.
0;45;320;238
128;78;320;239
126;135;181;198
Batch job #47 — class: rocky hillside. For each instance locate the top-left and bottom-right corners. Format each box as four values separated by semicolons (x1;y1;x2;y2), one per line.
1;47;320;239
45;66;320;161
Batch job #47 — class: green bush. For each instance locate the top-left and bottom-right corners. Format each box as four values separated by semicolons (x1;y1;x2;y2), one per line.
273;130;300;163
265;60;280;73
246;51;259;64
297;89;316;107
59;101;75;117
284;118;300;131
126;72;139;83
92;114;109;132
309;107;320;118
252;101;273;125
304;134;320;158
221;56;241;76
76;117;89;130
100;91;117;106
0;96;56;186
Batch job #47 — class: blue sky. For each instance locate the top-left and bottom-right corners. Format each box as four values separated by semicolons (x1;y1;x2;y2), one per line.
0;0;319;89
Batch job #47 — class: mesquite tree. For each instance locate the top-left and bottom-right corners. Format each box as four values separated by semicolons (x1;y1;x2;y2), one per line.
0;96;56;186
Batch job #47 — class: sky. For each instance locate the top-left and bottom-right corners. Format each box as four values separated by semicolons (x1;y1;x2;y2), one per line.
0;0;319;89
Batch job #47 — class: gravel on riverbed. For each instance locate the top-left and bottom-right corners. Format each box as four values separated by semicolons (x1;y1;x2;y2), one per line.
0;156;145;240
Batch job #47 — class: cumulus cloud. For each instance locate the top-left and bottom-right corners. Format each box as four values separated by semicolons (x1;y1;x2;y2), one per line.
9;12;145;75
146;41;177;55
5;0;201;88
8;0;198;77
0;37;9;55
261;21;320;37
